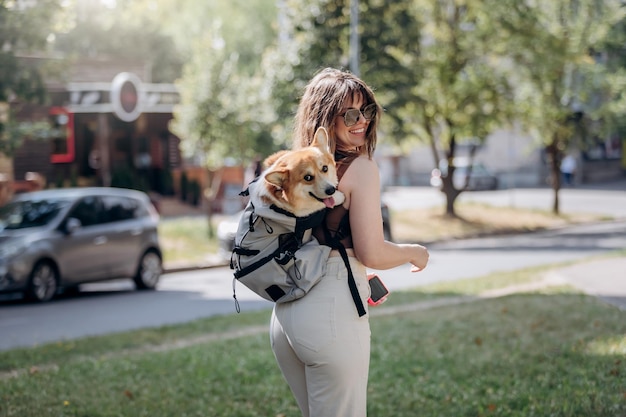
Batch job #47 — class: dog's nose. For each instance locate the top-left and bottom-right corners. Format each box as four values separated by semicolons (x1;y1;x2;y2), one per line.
325;186;336;195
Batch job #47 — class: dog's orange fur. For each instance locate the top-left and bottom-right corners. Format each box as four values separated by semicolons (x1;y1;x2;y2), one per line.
257;127;344;217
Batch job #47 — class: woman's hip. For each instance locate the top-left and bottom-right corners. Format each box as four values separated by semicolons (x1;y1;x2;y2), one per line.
275;256;369;318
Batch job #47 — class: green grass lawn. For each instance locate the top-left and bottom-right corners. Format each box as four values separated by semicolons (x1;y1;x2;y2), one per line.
1;258;625;417
158;216;220;266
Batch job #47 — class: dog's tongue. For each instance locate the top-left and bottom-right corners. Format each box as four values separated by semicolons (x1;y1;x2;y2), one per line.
323;197;335;208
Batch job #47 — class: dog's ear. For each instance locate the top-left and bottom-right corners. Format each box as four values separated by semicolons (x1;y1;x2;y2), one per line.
313;127;330;152
264;168;288;189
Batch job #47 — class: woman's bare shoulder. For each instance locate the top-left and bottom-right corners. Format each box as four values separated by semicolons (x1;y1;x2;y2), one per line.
341;155;380;192
345;155;378;174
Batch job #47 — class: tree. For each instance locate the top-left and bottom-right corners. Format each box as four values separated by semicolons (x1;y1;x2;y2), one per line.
596;12;626;168
279;0;516;216
276;0;626;216
500;0;624;214
0;0;64;157
171;33;276;167
169;0;280;167
52;0;183;83
387;0;517;216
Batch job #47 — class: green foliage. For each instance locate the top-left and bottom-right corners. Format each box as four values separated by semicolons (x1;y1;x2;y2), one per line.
281;0;513;144
168;0;282;167
110;167;148;192
0;120;56;157
159;169;175;196
54;172;64;188
494;0;625;212
69;165;78;187
180;171;188;202
278;0;519;215
51;1;183;83
277;0;625;215
0;1;66;157
0;0;62;103
502;0;624;146
189;179;201;206
596;12;626;143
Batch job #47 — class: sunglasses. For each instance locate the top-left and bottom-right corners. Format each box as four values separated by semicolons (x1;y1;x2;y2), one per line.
338;103;377;127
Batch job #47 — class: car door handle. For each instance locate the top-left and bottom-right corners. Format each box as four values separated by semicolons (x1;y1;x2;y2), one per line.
93;236;108;245
130;228;142;236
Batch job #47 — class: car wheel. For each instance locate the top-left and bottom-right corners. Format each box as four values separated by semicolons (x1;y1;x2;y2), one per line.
134;250;162;290
27;261;58;302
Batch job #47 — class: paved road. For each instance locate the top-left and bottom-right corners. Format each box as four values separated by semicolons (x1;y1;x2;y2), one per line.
1;182;625;351
1;219;624;351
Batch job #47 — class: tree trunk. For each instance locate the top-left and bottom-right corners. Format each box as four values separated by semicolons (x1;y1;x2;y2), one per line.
442;174;462;216
440;130;461;216
546;141;562;215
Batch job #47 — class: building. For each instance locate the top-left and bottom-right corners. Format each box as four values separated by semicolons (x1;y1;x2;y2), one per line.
1;57;247;213
8;58;181;195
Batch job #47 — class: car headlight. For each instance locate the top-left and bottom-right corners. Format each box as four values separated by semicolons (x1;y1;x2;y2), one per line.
0;239;28;260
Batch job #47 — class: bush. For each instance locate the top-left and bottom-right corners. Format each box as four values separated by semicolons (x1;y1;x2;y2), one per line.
180;171;188;202
189;180;201;206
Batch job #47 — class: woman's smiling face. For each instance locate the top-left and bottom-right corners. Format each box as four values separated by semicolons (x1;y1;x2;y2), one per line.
334;94;370;152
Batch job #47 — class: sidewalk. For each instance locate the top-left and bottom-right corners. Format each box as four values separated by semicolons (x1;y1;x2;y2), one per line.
546;256;626;310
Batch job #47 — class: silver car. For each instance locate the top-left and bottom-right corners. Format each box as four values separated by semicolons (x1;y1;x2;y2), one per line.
0;187;162;302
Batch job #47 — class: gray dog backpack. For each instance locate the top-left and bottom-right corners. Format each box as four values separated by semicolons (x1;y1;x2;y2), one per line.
230;179;331;311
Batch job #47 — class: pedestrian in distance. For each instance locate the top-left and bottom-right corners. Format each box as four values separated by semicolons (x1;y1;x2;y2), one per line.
269;67;430;417
561;153;577;186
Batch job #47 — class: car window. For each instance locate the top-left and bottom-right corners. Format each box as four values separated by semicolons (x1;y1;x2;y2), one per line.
0;199;70;230
101;196;142;222
68;196;104;227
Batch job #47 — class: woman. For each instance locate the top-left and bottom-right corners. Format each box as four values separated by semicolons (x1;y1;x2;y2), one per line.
270;68;429;417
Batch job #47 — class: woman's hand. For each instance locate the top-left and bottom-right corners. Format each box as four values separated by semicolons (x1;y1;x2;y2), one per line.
409;244;429;272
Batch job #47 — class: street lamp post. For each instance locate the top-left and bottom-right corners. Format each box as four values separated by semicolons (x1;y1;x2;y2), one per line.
350;0;359;76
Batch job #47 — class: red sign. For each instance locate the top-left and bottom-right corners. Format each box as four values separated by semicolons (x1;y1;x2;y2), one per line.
49;107;75;164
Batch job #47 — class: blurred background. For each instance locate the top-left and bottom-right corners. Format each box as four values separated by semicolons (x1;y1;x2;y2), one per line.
1;0;625;217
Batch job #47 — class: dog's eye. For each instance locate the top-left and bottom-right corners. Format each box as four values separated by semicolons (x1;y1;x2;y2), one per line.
304;174;314;182
322;165;328;173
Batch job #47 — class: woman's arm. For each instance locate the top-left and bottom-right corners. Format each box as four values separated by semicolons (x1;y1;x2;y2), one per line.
341;156;429;271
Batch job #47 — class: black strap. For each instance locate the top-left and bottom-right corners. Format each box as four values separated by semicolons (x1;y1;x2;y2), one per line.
336;241;367;317
322;220;366;317
233;233;299;279
233;248;279;279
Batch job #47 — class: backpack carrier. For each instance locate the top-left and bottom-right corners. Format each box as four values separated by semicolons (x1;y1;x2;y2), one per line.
231;151;369;318
230;179;331;312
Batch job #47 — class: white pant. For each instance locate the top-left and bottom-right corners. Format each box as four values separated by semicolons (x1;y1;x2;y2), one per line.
270;256;371;417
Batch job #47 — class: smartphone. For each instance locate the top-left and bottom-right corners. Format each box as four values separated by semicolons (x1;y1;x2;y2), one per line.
368;275;389;306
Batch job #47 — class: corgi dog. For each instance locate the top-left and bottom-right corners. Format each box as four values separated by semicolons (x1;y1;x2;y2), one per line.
255;127;344;217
